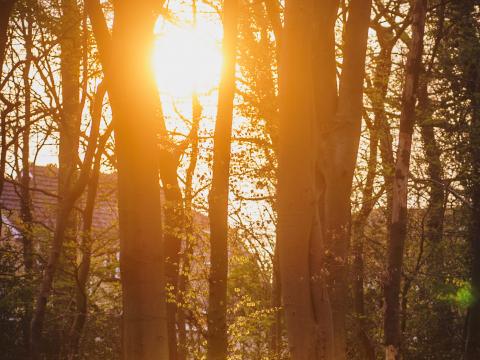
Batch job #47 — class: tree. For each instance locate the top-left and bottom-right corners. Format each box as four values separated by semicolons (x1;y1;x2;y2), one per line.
316;1;372;357
19;7;33;354
0;0;15;75
86;0;169;357
28;0;87;355
207;0;239;358
351;121;378;360
277;0;334;358
453;1;480;357
384;1;427;358
29;82;104;359
0;0;16;237
3;0;480;358
67;83;108;359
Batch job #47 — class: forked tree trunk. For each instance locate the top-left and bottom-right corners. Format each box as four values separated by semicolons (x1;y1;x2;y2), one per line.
30;0;83;356
277;0;334;358
207;0;239;358
30;95;101;360
86;0;169;358
318;1;372;358
384;1;427;359
67;84;107;360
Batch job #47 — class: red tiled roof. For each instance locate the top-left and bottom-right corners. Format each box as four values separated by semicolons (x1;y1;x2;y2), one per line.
1;164;210;236
0;165;118;232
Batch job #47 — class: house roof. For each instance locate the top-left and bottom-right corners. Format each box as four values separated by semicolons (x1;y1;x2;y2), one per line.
0;165;118;231
0;164;210;238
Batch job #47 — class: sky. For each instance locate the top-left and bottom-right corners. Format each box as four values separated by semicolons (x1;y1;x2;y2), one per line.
34;0;224;166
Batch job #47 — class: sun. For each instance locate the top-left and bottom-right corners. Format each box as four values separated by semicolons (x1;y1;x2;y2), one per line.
152;19;223;98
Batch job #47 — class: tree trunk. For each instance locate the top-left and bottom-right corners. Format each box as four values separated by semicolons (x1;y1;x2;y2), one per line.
0;0;15;239
269;247;282;358
0;0;15;75
58;1;82;355
418;76;451;353
448;1;480;358
384;1;427;359
30;1;83;356
20;14;33;356
465;23;480;360
86;0;169;358
368;29;395;214
466;103;480;358
30;195;85;358
177;94;201;360
67;84;107;360
318;1;372;358
68;170;98;359
58;0;81;196
277;0;334;358
264;0;281;65
161;152;184;360
207;0;239;358
30;105;101;360
351;123;378;360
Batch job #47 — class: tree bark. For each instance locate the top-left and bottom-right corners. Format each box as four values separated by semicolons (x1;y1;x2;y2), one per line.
277;0;334;358
58;1;82;355
30;91;101;360
264;0;281;65
161;151;184;360
86;0;169;358
464;14;480;360
67;167;98;359
20;13;33;356
448;2;480;358
0;0;16;239
0;0;15;76
58;0;81;196
67;84;107;360
317;1;372;358
207;0;239;358
368;27;395;214
384;1;427;359
177;94;201;360
351;123;378;360
29;1;83;356
466;90;480;358
417;71;452;353
269;247;282;358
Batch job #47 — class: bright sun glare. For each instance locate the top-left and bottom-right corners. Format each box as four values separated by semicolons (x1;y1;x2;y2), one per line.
153;19;223;98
